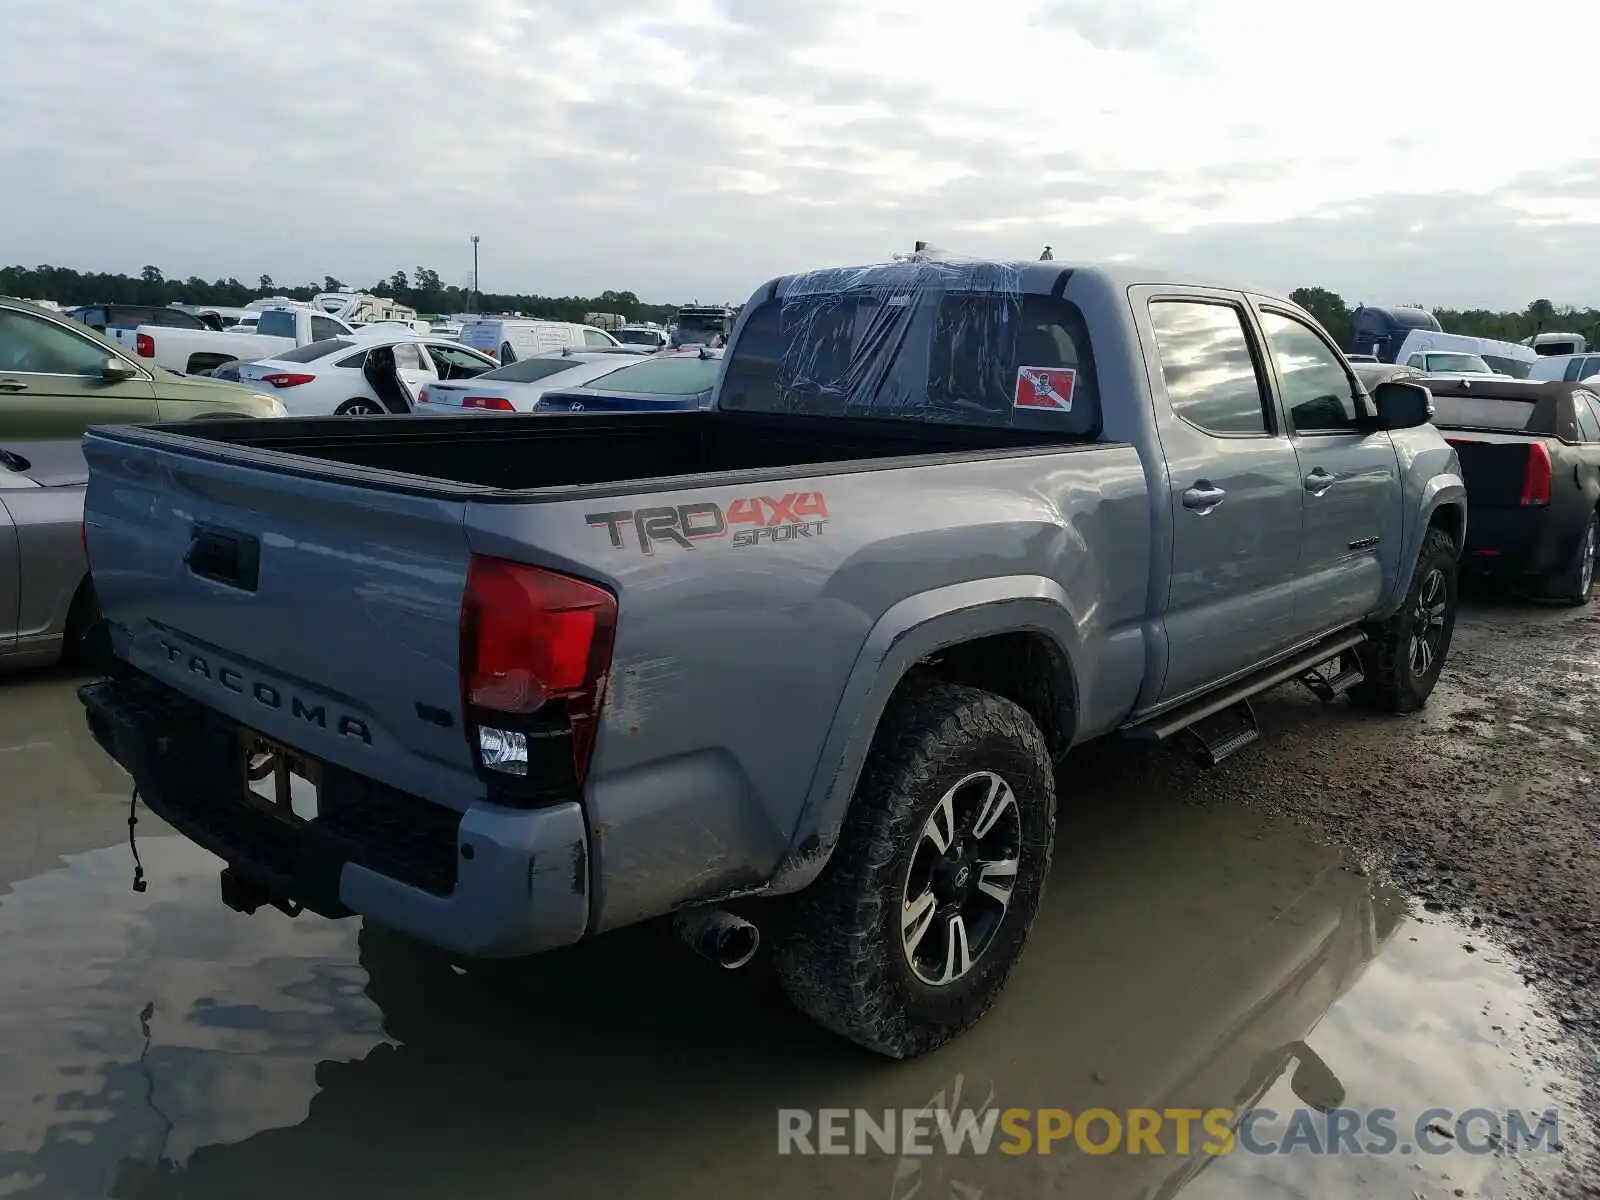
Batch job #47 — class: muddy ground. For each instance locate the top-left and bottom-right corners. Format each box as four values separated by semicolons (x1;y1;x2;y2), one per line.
1176;584;1600;1197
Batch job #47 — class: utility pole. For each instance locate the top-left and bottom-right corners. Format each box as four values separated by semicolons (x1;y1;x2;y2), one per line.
471;235;480;313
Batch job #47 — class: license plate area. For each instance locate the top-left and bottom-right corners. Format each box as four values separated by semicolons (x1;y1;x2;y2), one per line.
240;730;321;823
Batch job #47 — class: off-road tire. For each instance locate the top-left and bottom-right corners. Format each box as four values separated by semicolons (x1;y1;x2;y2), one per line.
1350;528;1458;714
1538;514;1596;606
773;682;1055;1058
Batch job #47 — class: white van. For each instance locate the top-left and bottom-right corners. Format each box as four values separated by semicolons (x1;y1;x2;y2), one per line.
1394;329;1537;378
456;319;619;362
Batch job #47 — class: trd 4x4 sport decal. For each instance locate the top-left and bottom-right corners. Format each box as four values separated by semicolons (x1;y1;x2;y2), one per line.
586;491;829;554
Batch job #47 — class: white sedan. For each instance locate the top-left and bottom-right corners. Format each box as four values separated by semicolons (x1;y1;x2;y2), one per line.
416;347;653;413
237;335;498;415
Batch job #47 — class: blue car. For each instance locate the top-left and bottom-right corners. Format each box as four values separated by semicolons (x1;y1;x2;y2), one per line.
533;347;723;413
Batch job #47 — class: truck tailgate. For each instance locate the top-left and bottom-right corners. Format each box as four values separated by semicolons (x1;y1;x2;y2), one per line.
82;429;483;809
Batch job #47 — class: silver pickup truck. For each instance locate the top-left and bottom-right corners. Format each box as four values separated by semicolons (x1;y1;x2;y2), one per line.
76;257;1466;1058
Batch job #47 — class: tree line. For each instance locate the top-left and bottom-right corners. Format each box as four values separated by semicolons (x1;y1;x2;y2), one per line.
5;263;1595;348
0;263;685;325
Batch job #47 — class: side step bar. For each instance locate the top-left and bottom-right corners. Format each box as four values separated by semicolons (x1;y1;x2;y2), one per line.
1294;648;1366;703
1187;701;1260;767
1123;629;1368;747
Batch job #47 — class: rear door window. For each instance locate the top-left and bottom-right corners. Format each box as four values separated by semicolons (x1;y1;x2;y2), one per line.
1147;301;1271;436
720;274;1099;434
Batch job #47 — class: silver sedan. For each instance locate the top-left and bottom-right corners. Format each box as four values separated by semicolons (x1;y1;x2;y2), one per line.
0;441;98;672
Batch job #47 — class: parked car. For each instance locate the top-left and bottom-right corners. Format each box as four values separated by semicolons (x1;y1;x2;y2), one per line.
75;257;1464;1059
234;336;498;416
116;306;357;377
532;346;723;412
1427;376;1600;603
416;347;654;413
455;318;620;363
612;324;670;350
0;440;102;671
1526;351;1600;382
0;296;284;439
1401;351;1501;377
69;304;212;336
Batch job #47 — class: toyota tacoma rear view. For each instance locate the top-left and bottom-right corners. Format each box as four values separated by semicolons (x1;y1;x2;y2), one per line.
76;256;1466;1057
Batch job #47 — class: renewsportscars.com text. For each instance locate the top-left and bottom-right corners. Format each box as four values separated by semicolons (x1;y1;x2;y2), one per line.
777;1106;1562;1158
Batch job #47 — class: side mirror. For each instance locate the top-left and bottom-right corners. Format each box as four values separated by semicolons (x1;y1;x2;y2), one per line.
1371;379;1433;430
101;356;138;382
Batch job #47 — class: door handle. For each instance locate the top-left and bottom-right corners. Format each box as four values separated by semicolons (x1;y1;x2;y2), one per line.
0;379;28;393
1182;483;1226;512
1303;468;1337;495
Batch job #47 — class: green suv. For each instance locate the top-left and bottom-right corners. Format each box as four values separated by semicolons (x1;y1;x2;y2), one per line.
0;297;284;439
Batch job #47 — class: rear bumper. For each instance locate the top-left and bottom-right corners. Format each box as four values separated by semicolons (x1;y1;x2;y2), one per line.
79;671;590;958
1462;508;1562;578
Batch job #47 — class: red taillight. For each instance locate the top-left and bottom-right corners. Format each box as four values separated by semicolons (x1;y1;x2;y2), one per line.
1520;442;1553;506
416;387;430;406
134;333;154;357
260;372;315;388
460;557;617;785
461;395;514;411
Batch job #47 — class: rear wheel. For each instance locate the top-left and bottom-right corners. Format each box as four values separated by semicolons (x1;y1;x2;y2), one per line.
773;681;1055;1058
1350;527;1458;713
1539;514;1597;606
335;398;383;416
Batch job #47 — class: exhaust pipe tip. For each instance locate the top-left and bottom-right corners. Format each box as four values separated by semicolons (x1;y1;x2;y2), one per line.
673;907;760;970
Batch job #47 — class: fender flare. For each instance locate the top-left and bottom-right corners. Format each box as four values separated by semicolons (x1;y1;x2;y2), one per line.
768;575;1081;893
1377;476;1466;618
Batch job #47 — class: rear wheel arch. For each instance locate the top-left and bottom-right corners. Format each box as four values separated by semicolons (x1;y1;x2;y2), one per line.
1427;501;1466;555
771;586;1082;894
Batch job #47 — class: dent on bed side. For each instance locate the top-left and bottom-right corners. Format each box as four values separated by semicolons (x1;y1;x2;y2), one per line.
766;577;1084;893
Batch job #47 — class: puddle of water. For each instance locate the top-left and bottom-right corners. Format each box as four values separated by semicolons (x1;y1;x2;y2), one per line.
0;675;1584;1200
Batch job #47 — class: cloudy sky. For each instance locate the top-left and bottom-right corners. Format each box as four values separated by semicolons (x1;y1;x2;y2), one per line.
4;0;1600;309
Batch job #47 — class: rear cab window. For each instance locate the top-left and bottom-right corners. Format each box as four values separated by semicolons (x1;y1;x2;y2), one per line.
719;263;1100;436
256;310;298;339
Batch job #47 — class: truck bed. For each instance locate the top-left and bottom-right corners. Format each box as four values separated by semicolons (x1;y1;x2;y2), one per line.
95;409;1075;497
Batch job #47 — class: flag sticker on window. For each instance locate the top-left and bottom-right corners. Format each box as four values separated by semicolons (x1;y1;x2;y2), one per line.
1014;366;1076;412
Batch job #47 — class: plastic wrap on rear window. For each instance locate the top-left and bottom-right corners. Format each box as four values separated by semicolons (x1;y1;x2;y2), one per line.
719;259;1099;435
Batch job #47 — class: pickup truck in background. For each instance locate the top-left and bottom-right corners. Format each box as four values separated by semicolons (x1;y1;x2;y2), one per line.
112;306;357;377
1429;375;1600;604
75;257;1466;1058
